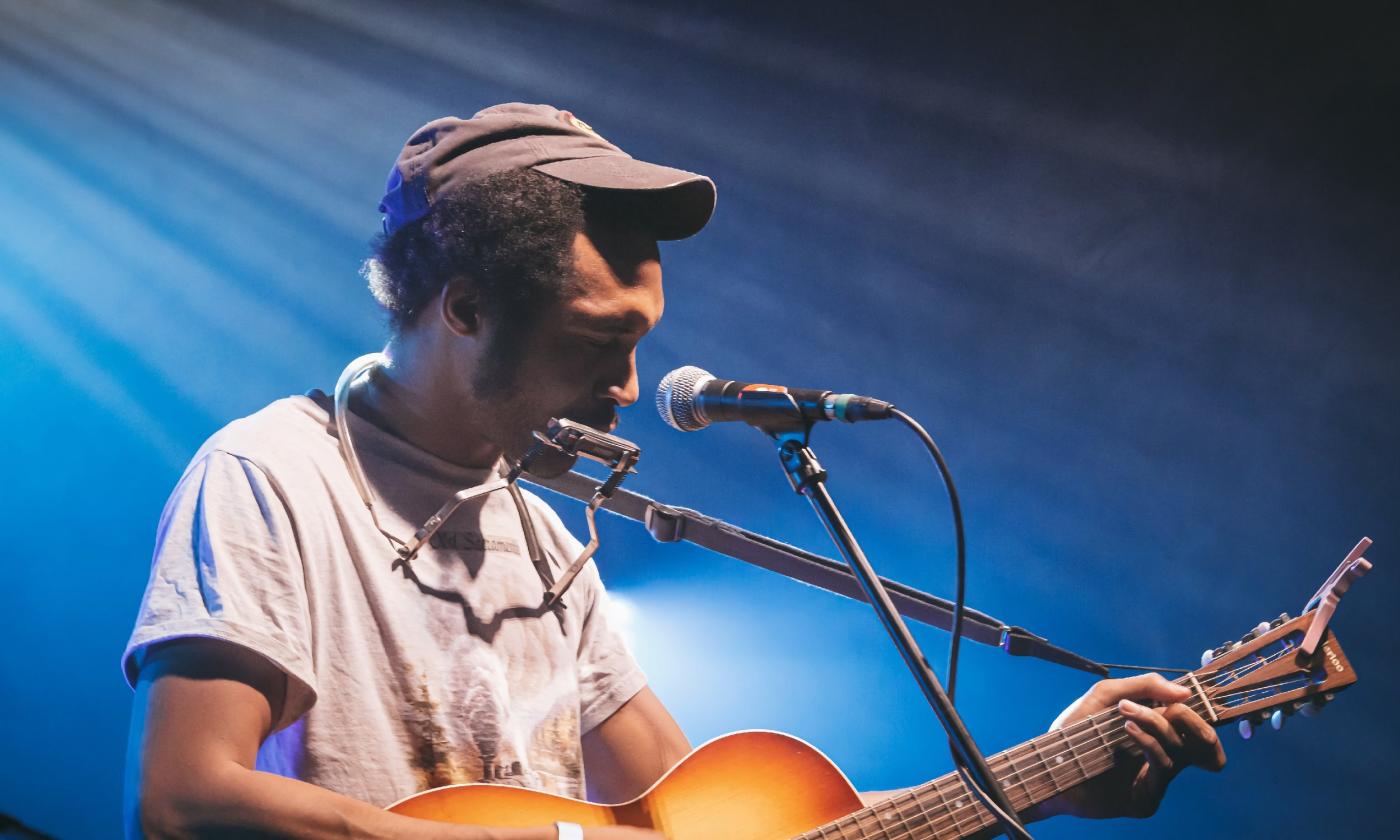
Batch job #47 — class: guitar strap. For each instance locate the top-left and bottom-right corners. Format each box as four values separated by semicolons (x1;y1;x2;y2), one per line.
526;469;1108;676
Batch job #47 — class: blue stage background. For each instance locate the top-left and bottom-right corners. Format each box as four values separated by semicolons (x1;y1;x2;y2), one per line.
1;2;1395;837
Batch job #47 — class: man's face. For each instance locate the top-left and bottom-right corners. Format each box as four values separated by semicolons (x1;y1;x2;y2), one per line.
472;216;663;459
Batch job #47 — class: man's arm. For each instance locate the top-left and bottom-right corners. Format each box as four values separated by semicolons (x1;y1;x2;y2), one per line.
582;690;912;813
126;639;659;840
580;687;691;804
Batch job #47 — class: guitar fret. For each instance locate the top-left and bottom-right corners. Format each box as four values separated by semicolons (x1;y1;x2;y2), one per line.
870;795;900;839
998;747;1034;812
936;775;969;836
1031;733;1061;793
860;802;892;840
952;769;998;835
835;810;864;840
910;784;939;838
892;788;929;837
828;812;851;840
1090;713;1116;765
1047;729;1079;791
1061;725;1094;784
1027;735;1058;800
821;813;851;840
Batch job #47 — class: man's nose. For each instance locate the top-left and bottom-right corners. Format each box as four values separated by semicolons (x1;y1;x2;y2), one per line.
602;350;640;408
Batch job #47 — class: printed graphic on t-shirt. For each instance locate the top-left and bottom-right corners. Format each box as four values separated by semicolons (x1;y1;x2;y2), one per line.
401;643;583;797
427;530;521;556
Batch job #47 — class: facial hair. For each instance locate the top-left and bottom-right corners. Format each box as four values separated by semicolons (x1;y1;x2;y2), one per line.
469;322;617;464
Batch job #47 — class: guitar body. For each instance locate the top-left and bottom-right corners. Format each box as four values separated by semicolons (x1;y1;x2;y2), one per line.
388;730;864;840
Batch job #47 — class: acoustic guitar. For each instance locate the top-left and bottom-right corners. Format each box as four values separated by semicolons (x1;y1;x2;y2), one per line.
389;540;1371;839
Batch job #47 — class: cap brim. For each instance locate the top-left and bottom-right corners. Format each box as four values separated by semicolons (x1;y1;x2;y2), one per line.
533;156;716;240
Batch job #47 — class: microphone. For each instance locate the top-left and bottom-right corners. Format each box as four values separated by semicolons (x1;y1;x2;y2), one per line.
656;366;894;432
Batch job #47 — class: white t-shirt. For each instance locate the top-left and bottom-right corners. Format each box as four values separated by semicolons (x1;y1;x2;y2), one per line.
123;392;646;806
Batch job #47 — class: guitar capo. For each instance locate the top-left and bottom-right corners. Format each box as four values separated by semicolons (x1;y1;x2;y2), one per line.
1298;536;1372;658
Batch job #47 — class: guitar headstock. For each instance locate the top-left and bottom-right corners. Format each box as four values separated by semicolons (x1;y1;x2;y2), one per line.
1187;537;1371;739
1191;612;1357;737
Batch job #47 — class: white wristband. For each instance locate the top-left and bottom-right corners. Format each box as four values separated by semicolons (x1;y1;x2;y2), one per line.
555;821;584;840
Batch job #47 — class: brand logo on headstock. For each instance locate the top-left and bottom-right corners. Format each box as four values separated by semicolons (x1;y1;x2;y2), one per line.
1323;643;1345;673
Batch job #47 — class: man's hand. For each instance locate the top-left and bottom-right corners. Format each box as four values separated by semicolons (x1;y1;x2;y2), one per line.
1033;673;1227;821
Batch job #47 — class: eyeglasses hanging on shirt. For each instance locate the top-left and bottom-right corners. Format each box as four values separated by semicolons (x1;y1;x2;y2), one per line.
332;353;641;609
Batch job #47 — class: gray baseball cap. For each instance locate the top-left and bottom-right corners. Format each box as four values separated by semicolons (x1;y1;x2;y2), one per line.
379;103;716;240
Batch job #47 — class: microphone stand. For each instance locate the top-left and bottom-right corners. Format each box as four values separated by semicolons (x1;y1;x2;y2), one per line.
767;421;1029;838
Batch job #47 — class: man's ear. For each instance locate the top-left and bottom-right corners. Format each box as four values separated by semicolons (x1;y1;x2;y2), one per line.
440;279;481;337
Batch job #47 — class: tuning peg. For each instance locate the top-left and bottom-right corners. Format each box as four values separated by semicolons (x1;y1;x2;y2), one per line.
1299;692;1337;717
1238;718;1254;740
1240;620;1271;643
1270;708;1287;730
1201;648;1216;666
1271;613;1290;628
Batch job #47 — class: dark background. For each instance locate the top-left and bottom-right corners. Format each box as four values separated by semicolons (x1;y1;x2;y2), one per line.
1;1;1395;837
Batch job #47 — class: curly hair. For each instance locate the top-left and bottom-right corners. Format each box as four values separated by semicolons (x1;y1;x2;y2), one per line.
362;169;587;334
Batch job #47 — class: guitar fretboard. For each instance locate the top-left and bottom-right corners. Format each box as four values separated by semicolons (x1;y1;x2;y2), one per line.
797;691;1212;840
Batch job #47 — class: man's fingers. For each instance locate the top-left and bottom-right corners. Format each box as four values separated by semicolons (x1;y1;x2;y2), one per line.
1163;705;1227;772
1119;700;1185;753
1091;673;1191;707
1123;719;1173;771
1128;758;1168;818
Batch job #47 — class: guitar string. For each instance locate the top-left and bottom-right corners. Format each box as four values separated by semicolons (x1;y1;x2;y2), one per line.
802;643;1315;840
871;682;1314;840
804;668;1253;840
819;683;1300;840
849;665;1318;840
811;642;1306;839
807;654;1283;840
803;643;1311;840
832;672;1318;840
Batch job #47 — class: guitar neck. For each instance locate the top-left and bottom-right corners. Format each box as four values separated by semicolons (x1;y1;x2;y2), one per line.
800;691;1212;840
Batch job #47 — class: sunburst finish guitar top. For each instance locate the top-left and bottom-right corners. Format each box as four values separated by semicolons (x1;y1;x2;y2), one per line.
390;730;863;840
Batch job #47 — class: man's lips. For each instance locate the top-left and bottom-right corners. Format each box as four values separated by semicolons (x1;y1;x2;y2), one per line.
554;406;618;432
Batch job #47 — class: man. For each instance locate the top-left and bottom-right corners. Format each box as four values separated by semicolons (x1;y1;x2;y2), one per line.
123;103;1224;839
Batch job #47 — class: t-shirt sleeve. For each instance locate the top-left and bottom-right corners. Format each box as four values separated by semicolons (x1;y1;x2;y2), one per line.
122;449;317;731
572;561;648;734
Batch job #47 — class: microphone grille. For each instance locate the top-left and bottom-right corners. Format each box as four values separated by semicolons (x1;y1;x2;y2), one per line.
656;365;714;432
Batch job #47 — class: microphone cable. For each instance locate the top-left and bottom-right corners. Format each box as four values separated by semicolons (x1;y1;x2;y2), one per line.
892;407;1035;839
890;408;968;703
